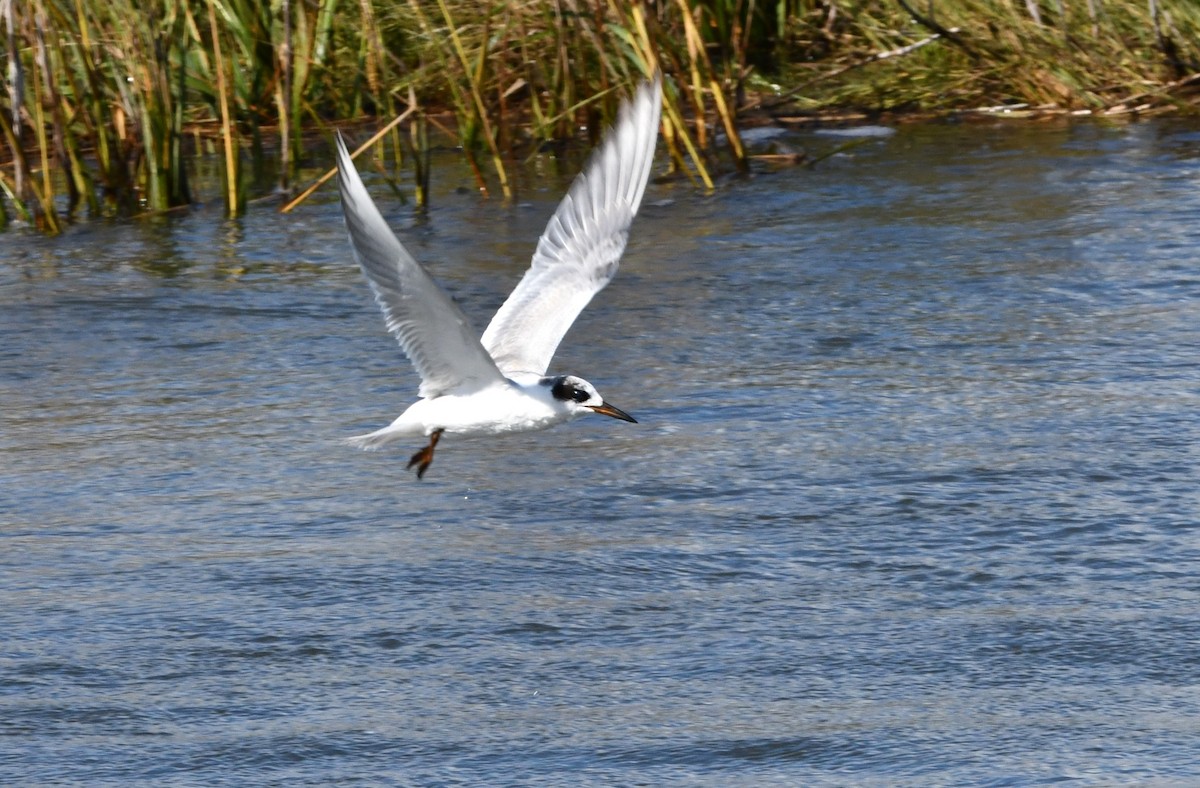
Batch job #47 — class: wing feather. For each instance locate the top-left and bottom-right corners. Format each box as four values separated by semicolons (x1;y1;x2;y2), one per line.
480;74;662;376
335;134;506;398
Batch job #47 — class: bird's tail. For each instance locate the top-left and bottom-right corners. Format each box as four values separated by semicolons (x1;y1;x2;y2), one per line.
345;424;410;451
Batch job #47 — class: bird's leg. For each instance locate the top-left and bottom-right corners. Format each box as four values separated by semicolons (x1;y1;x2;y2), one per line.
407;428;444;480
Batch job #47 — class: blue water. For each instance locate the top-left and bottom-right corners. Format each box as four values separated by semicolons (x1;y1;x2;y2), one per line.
3;117;1200;785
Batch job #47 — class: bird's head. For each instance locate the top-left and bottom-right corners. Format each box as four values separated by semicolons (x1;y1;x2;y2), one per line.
545;375;637;423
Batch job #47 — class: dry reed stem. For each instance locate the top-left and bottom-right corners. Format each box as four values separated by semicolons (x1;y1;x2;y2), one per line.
281;103;417;214
435;0;510;198
207;0;239;216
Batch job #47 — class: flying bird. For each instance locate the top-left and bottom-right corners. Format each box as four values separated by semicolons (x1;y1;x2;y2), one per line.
335;74;662;478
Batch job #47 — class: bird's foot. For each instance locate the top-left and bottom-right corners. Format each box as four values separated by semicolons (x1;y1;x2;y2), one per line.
407;428;444;480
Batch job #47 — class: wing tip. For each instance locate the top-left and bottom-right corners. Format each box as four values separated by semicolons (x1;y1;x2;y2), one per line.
332;130;358;201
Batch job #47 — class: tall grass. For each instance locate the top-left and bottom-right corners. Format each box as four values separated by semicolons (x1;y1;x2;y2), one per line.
764;0;1200;116
1;0;760;232
2;1;1199;234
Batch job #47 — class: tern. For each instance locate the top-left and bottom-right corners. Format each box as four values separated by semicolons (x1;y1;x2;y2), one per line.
335;74;661;478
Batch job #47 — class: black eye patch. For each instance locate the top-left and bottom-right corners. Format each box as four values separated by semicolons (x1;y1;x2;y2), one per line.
550;377;592;404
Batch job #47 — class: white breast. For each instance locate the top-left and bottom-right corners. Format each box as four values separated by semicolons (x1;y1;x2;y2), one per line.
394;381;575;437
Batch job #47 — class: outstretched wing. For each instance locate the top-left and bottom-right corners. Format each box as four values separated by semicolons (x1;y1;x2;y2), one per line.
480;74;662;376
335;133;507;398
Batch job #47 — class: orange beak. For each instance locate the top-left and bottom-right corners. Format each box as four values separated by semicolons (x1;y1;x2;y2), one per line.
588;402;637;423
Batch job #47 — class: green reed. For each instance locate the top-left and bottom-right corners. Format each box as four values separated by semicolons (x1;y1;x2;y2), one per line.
1;1;1198;234
763;0;1200;116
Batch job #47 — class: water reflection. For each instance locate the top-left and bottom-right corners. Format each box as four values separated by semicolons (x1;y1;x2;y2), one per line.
3;117;1200;784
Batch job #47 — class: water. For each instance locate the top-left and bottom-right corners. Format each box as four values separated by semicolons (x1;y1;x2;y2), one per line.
3;118;1200;785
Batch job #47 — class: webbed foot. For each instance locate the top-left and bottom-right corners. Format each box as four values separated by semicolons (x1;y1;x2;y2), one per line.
407;428;444;480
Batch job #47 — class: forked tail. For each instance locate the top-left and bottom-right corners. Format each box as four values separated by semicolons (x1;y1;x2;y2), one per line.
345;425;408;451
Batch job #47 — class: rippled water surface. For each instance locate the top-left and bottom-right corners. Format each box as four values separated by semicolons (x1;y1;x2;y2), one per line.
3;118;1200;785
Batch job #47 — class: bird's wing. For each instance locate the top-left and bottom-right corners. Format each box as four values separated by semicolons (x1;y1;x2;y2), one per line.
334;133;507;398
480;74;662;376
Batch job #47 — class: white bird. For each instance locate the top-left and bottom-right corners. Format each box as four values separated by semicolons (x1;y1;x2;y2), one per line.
335;74;661;478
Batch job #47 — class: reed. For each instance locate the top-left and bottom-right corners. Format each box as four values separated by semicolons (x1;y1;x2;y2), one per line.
385;1;747;194
1;1;1199;234
761;0;1200;116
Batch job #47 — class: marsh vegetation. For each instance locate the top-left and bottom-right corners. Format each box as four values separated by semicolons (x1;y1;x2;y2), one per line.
2;0;1198;232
